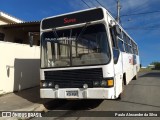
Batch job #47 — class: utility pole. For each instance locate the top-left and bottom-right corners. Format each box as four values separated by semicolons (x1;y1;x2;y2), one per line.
116;0;121;23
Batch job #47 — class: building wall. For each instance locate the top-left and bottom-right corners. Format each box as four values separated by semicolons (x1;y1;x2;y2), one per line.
0;28;28;43
0;41;40;94
0;28;40;45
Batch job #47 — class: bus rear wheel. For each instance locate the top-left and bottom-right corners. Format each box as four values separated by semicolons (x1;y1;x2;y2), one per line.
133;74;138;80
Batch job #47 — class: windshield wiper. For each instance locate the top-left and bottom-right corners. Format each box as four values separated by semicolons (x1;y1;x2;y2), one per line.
52;28;59;42
76;22;91;41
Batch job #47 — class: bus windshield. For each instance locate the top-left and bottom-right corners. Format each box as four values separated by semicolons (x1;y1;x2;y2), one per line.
41;23;110;68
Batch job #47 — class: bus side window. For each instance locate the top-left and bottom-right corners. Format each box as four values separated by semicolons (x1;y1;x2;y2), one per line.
135;46;138;55
122;32;127;42
117;29;122;39
123;33;129;53
128;45;133;54
118;39;124;52
109;28;117;48
109;28;119;64
132;48;135;54
113;49;119;64
124;43;129;53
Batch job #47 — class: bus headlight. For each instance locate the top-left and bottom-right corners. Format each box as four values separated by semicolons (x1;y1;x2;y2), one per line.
48;82;53;87
101;80;107;87
93;81;100;87
42;82;48;88
83;84;88;89
55;84;59;89
40;81;54;88
93;79;114;88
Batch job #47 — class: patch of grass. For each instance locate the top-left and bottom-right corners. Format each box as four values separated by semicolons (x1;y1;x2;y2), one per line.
140;68;152;72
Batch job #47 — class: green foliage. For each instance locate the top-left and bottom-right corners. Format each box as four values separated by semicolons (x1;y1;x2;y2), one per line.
150;61;160;70
140;68;152;72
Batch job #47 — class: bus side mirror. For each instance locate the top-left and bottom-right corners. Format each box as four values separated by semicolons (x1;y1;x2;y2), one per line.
113;25;121;36
28;32;33;47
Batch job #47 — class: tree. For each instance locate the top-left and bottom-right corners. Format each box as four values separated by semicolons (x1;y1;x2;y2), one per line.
150;62;160;70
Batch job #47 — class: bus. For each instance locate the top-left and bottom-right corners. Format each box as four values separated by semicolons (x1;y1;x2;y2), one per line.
39;7;140;99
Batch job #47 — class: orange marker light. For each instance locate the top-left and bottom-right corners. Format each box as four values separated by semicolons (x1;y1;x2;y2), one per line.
107;80;114;87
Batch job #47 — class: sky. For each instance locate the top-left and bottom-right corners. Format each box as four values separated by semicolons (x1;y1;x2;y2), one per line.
0;0;160;67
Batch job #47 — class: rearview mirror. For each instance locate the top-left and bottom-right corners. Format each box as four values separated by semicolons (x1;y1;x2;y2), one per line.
113;25;121;35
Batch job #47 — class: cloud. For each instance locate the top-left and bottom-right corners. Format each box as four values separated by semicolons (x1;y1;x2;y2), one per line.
120;0;150;13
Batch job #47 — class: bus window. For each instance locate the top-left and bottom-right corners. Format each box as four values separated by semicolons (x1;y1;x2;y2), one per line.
41;23;111;67
110;28;118;48
113;49;119;64
128;38;131;45
117;29;122;39
122;32;127;43
118;39;124;52
135;46;138;55
110;28;115;48
128;45;133;54
131;40;134;48
124;43;129;53
132;48;135;55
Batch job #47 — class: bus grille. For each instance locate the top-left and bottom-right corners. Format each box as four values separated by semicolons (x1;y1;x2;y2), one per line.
44;68;103;88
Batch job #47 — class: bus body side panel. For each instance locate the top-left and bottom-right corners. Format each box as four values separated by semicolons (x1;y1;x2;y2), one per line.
136;55;140;71
114;52;123;98
133;55;138;77
122;53;134;84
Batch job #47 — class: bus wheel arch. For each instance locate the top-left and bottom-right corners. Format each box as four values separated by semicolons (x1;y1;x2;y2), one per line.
116;73;126;100
133;74;138;80
123;73;127;85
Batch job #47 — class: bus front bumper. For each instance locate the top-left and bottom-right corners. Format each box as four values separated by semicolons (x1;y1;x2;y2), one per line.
40;88;115;99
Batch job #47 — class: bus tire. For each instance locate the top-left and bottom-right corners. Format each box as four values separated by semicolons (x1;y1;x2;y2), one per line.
133;74;138;80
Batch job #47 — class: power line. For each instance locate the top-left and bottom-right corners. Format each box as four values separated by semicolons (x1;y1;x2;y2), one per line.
126;27;160;30
125;25;160;30
81;0;90;8
121;10;160;17
95;0;116;18
126;28;160;31
125;1;149;15
89;0;96;7
95;0;105;7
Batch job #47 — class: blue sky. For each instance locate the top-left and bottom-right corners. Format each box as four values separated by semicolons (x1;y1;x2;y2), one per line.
0;0;160;67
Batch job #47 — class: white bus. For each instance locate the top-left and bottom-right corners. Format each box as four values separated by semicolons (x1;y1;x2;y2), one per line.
39;7;140;99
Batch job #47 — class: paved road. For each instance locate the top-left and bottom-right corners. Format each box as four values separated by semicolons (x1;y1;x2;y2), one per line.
32;71;160;120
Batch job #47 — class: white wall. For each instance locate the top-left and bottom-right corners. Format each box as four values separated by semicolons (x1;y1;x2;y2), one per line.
0;41;40;94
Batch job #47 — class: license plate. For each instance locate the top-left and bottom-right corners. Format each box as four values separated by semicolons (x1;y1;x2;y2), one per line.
66;91;78;97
